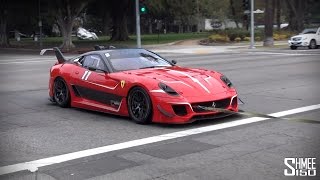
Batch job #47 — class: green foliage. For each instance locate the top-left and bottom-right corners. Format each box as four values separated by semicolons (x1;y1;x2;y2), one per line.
273;30;295;40
224;29;249;41
9;32;210;48
255;36;261;41
208;34;230;43
243;37;250;41
234;37;241;42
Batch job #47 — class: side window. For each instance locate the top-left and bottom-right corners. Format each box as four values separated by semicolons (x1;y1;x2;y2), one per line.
82;55;106;70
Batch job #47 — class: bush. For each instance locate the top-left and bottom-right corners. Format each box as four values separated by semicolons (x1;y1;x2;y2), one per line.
273;33;280;40
273;30;295;40
243;37;250;41
255;36;261;41
208;34;230;43
235;37;241;42
224;29;249;41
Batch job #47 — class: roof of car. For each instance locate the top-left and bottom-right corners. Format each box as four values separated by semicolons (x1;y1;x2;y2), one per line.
81;48;146;56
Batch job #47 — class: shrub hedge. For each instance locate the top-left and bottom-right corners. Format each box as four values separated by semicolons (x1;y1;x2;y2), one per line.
208;28;294;42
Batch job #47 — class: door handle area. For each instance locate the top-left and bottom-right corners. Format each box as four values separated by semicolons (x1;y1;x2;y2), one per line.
75;71;79;74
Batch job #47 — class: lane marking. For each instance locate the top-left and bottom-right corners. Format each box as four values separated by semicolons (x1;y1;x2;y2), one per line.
0;104;320;175
0;60;55;65
0;57;54;62
247;52;320;56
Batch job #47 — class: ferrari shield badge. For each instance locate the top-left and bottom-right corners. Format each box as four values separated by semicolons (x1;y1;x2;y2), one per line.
120;80;126;88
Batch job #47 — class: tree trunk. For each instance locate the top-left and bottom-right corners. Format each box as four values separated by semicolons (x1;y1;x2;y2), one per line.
264;0;275;47
148;18;153;34
276;0;281;30
50;0;87;51
103;11;110;35
0;2;9;47
286;0;305;32
110;13;129;41
230;0;239;28
58;20;75;51
110;0;130;41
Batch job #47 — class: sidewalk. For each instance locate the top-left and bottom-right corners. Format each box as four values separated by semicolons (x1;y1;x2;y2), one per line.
0;40;289;56
150;40;289;55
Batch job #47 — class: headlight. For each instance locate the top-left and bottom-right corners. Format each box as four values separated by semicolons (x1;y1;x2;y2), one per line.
220;75;233;88
158;82;179;96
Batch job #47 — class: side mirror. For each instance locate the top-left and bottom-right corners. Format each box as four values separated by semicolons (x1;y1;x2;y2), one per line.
88;66;96;71
171;60;177;65
88;66;107;73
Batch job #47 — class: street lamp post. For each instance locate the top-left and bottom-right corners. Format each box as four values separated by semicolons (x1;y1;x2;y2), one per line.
249;0;255;49
135;0;141;48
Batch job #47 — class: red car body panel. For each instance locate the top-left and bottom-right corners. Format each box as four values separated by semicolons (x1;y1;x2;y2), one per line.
49;50;238;124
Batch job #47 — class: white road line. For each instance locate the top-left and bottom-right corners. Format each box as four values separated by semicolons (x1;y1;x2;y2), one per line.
0;60;55;65
0;57;54;62
248;52;320;56
0;104;319;175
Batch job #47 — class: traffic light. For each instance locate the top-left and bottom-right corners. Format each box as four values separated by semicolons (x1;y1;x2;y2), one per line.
139;0;147;14
243;0;250;11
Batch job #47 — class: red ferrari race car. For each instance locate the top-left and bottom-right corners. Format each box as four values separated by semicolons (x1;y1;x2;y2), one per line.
44;47;238;124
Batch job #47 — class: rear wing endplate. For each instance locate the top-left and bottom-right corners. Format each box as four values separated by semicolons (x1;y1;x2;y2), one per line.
40;47;67;64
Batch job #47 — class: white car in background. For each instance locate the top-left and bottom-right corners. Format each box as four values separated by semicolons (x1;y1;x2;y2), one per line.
288;27;320;50
76;27;99;40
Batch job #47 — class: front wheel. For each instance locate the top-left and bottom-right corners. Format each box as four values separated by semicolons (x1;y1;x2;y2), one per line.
290;46;297;50
309;40;317;49
128;87;152;124
53;78;70;107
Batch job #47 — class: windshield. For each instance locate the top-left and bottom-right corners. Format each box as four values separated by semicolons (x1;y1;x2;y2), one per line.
301;28;317;34
105;49;172;72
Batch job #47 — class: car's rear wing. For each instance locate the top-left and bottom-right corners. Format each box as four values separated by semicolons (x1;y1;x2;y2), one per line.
40;47;67;64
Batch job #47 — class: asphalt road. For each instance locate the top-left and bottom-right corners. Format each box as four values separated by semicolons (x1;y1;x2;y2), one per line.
0;47;320;180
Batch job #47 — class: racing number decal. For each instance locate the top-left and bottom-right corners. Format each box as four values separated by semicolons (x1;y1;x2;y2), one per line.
81;71;92;80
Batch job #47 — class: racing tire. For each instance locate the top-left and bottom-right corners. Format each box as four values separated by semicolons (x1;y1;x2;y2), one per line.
309;39;317;49
290;46;297;50
128;87;152;124
53;77;70;108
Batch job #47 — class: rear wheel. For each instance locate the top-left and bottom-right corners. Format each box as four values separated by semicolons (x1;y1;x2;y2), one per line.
128;87;152;124
53;78;70;107
309;39;317;49
290;46;297;50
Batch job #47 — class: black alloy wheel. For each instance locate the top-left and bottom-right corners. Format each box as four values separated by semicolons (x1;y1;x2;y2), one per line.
53;78;70;107
309;40;317;49
128;87;152;124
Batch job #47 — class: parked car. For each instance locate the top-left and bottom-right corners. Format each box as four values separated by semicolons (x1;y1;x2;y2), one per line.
288;27;320;50
76;27;99;40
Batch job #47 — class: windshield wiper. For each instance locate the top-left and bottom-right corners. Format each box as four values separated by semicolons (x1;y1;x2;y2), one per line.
139;65;169;69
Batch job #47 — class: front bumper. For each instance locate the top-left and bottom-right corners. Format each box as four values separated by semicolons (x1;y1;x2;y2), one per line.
288;40;309;47
151;92;238;124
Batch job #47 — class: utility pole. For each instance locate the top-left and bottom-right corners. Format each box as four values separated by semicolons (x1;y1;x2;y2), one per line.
249;0;255;49
135;0;141;48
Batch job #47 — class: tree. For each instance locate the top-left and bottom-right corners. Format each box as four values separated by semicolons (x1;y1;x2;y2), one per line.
49;0;89;51
286;0;306;32
0;0;9;47
230;0;239;28
109;0;131;41
263;0;275;47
